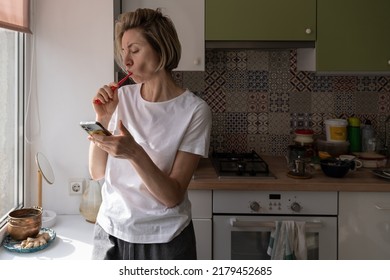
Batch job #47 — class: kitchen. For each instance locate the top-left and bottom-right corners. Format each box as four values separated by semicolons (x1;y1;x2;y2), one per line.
1;0;390;263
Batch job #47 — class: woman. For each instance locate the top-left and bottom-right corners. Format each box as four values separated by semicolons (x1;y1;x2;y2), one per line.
88;8;211;260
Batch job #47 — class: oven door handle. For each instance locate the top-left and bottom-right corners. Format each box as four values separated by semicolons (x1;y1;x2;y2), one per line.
230;218;323;228
374;204;390;210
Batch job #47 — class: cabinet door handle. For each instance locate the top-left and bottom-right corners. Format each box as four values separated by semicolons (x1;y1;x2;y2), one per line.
375;204;390;210
193;58;201;65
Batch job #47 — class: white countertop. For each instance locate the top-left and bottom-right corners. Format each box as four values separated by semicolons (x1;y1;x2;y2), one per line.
0;214;95;260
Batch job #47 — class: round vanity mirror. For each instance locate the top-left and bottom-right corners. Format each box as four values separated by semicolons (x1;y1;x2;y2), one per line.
35;152;55;185
35;152;57;228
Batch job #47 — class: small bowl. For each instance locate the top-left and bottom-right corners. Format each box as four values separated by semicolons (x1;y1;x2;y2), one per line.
320;158;355;178
42;209;57;228
7;207;42;241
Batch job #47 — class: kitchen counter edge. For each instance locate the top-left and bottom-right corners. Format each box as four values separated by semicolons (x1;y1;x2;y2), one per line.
189;156;390;192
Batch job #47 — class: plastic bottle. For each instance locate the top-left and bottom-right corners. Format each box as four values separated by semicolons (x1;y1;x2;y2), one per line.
361;119;375;152
347;117;361;153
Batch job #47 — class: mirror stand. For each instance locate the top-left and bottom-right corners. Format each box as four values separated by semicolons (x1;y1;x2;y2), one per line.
35;152;57;228
38;169;42;207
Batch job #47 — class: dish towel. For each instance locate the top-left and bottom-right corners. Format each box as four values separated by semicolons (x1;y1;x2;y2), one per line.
267;221;307;260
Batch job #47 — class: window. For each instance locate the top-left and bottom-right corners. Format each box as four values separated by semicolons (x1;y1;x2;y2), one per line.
0;27;25;227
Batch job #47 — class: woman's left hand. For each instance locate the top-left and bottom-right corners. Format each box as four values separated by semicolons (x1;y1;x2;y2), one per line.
89;120;139;159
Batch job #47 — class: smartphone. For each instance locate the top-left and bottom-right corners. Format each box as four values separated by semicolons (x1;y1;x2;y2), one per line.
80;121;112;136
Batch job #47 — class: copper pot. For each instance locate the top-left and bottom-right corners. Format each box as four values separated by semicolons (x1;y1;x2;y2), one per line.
7;207;42;241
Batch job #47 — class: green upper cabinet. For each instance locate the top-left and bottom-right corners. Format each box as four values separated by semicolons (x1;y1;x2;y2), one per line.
316;0;390;72
206;0;316;41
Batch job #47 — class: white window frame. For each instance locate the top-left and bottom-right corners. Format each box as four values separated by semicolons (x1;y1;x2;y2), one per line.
0;30;26;240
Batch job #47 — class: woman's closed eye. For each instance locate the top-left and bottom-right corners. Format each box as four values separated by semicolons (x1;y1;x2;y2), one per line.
121;51;138;59
122;47;139;56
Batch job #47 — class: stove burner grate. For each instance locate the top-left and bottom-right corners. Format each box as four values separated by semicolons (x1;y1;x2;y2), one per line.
212;151;271;177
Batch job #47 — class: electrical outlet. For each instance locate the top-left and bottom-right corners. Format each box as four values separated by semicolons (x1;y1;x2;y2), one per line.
69;178;84;195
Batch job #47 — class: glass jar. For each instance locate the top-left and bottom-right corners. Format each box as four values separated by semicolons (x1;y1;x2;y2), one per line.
293;129;315;159
79;179;102;223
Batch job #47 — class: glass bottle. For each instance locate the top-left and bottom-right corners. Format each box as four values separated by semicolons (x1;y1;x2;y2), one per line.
361;119;375;152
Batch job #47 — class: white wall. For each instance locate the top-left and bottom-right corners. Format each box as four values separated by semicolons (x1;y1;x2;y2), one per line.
26;0;114;214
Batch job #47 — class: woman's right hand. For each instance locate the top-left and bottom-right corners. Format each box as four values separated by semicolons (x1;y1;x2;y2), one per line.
92;84;119;121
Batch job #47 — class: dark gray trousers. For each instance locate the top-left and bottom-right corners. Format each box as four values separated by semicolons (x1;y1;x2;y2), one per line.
91;221;197;260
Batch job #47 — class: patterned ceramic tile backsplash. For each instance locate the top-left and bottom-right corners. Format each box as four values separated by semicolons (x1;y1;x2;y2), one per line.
174;49;390;156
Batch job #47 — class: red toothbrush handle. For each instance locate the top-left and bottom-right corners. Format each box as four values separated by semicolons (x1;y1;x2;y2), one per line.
110;85;119;91
94;72;132;105
93;87;118;105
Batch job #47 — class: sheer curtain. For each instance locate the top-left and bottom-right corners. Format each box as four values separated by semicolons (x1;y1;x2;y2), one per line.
0;0;31;34
0;29;17;220
0;0;30;222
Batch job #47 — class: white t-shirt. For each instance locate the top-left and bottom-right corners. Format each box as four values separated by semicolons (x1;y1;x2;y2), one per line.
96;83;212;243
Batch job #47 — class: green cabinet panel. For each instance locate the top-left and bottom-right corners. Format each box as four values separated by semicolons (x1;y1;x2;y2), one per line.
317;0;390;72
206;0;316;41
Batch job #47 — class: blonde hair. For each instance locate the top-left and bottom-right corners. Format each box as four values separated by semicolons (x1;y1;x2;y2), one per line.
114;8;181;72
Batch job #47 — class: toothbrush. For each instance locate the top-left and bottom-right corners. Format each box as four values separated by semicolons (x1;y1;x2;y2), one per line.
94;72;132;105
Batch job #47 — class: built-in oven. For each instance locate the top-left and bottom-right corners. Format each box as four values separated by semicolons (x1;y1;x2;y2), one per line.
213;190;338;260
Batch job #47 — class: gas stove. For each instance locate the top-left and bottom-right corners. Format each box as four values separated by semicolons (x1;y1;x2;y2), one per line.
211;151;275;178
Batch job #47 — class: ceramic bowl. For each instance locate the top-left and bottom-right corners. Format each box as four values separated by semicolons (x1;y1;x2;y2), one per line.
7;207;42;241
320;158;355;178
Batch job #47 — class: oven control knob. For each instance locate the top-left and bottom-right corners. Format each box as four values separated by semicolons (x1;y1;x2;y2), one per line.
249;201;260;212
290;202;302;212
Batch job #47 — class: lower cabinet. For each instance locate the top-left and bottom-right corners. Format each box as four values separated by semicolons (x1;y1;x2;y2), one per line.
188;190;390;260
188;189;212;260
339;192;390;259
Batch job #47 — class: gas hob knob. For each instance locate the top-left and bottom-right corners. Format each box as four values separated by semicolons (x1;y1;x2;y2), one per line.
249;201;260;212
290;202;302;212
